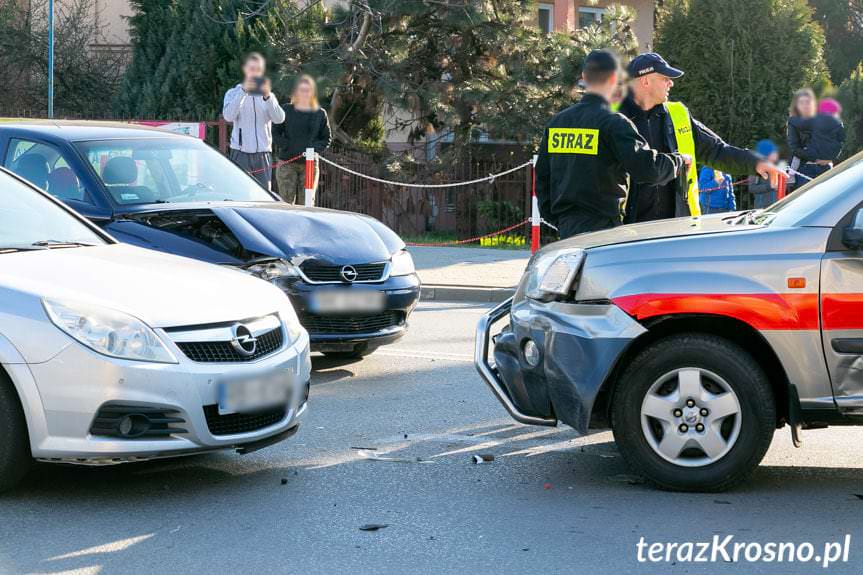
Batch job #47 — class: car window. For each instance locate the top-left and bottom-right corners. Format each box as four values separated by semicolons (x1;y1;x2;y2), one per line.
4;138;93;204
75;138;275;205
0;171;105;251
77;143;169;205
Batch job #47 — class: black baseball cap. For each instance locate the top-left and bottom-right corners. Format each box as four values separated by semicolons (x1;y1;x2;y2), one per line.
627;52;684;79
583;49;620;73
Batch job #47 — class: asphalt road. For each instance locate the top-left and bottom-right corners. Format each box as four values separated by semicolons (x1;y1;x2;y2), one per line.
2;302;863;575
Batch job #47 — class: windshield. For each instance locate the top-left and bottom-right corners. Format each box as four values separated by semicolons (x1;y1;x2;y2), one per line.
0;171;105;251
753;152;863;227
75;138;276;206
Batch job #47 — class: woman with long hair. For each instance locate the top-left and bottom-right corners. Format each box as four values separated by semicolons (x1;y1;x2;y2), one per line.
273;74;332;205
787;88;820;188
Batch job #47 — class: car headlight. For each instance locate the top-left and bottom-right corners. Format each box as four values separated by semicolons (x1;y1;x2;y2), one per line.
525;248;585;302
245;260;300;281
42;298;177;363
279;303;304;345
390;250;415;276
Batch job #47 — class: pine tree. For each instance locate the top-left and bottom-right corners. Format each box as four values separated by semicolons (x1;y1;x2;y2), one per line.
837;62;863;158
655;0;827;149
293;0;639;156
115;0;292;118
810;0;863;85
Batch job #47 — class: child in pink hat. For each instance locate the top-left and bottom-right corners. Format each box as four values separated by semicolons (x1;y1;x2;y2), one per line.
818;98;842;117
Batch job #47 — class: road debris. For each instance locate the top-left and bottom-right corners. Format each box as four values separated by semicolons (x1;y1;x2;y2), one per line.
356;450;434;464
359;524;388;532
472;454;495;464
609;474;645;486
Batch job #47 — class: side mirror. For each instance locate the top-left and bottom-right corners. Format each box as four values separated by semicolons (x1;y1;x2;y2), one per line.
843;209;863;250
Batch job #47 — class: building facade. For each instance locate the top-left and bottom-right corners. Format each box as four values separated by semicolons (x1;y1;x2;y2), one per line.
537;0;655;51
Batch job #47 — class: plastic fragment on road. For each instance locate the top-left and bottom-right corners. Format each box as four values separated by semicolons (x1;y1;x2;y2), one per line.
359;524;388;532
356;450;434;464
472;454;495;464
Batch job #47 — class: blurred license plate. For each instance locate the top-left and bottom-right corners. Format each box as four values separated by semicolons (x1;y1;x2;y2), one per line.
311;290;385;313
218;370;290;415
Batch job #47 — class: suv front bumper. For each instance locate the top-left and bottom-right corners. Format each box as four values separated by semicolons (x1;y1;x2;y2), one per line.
474;297;646;433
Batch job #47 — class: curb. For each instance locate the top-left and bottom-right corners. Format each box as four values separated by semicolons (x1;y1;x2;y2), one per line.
420;284;515;303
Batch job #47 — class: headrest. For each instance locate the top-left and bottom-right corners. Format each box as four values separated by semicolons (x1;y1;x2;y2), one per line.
102;156;138;185
47;167;80;200
15;154;49;189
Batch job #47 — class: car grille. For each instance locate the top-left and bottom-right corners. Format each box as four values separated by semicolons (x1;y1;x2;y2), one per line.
177;327;283;363
300;262;387;283
203;404;287;436
300;311;404;335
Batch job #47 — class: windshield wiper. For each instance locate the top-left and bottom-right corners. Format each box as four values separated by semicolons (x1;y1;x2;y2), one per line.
0;246;45;254
31;240;97;249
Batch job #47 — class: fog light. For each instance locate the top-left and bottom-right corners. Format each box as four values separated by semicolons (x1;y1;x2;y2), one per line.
118;414;151;438
523;339;541;367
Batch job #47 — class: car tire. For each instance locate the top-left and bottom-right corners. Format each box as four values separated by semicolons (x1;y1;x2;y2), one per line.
0;368;31;493
611;333;775;492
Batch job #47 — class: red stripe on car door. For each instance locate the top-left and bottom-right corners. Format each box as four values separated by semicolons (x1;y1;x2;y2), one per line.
612;293;820;331
821;293;863;331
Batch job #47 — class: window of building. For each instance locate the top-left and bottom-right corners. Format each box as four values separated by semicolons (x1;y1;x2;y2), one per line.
577;6;606;28
538;3;554;34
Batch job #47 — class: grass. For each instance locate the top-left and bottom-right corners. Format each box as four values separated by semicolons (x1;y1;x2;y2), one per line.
403;232;529;250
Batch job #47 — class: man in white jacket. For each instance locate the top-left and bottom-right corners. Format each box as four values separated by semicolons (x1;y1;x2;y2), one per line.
222;53;286;189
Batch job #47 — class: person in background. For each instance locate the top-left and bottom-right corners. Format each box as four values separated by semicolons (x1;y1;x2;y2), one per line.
617;52;781;223
535;50;687;238
273;74;332;205
698;166;735;214
748;139;780;208
807;98;845;172
223;53;286;189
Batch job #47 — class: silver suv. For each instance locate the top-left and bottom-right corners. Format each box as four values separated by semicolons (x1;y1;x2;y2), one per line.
477;151;863;491
0;169;311;491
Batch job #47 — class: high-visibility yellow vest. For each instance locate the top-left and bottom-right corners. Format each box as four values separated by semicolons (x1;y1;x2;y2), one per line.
665;101;701;217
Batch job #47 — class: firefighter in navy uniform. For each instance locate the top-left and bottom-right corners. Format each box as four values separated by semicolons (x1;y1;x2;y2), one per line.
536;50;688;239
618;52;782;223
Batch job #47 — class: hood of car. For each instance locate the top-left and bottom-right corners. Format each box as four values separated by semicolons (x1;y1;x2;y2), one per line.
0;244;289;328
107;202;405;266
552;213;762;251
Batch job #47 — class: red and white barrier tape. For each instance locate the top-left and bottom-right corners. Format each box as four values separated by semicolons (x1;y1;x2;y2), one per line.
406;219;530;247
246;153;306;175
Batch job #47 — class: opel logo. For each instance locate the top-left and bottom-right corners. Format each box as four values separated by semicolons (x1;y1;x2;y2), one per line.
340;265;359;282
230;324;258;357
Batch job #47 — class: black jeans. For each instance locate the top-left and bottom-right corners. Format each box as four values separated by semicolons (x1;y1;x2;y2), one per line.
230;149;273;189
557;212;620;239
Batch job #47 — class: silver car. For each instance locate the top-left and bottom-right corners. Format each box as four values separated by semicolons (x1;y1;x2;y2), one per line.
0;169;311;492
477;151;863;491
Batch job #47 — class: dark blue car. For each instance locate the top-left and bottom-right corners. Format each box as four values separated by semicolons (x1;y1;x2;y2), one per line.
0;121;420;358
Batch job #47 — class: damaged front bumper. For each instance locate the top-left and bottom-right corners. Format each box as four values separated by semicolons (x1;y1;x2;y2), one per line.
474;297;646;433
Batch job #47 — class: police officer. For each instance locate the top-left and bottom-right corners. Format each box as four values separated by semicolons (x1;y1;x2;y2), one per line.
536;50;688;239
618;52;782;223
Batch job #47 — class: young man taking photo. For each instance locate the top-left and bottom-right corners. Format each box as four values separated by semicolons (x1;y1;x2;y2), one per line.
222;53;286;189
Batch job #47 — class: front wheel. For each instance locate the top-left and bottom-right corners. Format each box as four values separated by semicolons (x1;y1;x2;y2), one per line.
611;334;775;492
0;369;31;493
